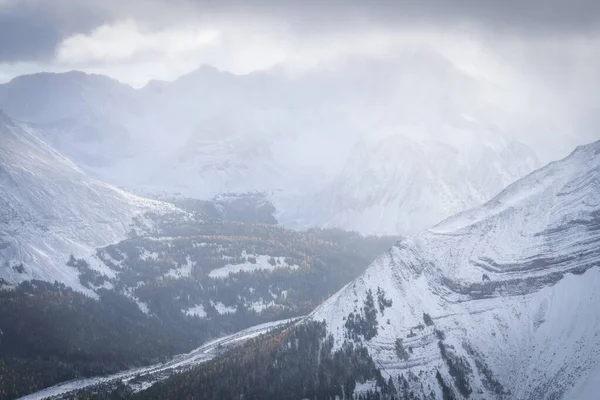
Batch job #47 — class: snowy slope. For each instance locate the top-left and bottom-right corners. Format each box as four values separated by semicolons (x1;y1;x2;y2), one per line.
309;140;600;399
0;111;172;290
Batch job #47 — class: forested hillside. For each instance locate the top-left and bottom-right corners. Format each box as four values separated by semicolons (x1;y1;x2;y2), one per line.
58;321;395;400
0;203;399;399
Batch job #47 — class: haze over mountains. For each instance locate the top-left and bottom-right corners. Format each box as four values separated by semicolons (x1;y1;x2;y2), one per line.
2;50;590;236
1;60;597;399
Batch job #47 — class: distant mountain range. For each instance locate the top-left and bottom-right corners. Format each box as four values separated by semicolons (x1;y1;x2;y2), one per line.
2;52;586;235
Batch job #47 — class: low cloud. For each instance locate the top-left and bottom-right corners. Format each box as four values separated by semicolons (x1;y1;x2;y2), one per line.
0;0;599;157
56;20;220;65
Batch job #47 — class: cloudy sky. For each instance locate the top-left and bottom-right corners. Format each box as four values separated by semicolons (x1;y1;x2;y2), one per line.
1;0;600;87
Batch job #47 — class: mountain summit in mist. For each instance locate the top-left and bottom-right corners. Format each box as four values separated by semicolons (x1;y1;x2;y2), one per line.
0;53;568;235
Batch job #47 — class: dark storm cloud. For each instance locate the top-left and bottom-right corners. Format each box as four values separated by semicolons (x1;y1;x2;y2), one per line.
151;0;600;37
0;12;59;62
0;1;112;62
1;0;600;63
217;0;600;35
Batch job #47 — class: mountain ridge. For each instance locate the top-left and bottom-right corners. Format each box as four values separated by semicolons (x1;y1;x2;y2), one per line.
0;59;590;235
308;139;600;399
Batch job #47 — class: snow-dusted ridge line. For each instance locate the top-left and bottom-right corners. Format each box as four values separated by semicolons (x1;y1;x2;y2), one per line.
1;62;562;237
18;317;302;400
309;139;600;399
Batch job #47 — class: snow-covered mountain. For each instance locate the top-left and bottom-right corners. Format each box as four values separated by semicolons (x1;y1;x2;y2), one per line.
0;71;145;179
0;55;591;235
308;139;600;399
0;111;171;290
295;131;539;235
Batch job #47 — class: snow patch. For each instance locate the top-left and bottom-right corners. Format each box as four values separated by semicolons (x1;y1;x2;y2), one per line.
165;256;194;279
211;301;236;315
139;249;159;261
354;380;377;395
183;304;207;318
208;253;299;279
249;300;276;313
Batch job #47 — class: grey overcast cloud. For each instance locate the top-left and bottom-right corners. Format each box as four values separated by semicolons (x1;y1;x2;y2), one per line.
1;0;600;85
0;0;597;169
0;0;599;159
